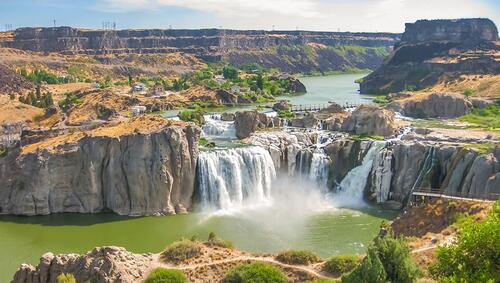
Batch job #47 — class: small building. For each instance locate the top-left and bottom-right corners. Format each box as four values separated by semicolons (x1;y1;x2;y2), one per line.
132;82;147;93
148;84;165;97
131;105;147;117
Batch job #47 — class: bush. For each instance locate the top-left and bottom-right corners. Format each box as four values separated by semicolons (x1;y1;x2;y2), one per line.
56;273;76;283
144;268;186;283
224;262;287;283
275;250;321;265
161;240;202;263
177;110;205;125
276;110;295;119
342;232;420;283
372;95;389;105
459;102;500;129
306;280;340;283
323;255;360;275
205;232;234;249
430;200;500;282
0;145;7;158
223;65;239;81
463;88;475;97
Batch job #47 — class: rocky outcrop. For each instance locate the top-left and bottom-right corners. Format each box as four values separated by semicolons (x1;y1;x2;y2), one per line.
0;64;34;95
290;113;319;128
341;105;398;137
234;111;281;139
273;100;291;111
360;18;500;94
12;247;153;283
0;116;200;216
387;92;472;118
367;141;500;207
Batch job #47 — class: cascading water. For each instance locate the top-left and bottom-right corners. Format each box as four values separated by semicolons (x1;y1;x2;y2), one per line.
333;141;387;207
308;150;330;189
197;146;276;212
201;114;236;139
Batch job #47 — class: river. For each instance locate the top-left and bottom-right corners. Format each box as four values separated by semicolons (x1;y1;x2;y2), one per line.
0;73;393;281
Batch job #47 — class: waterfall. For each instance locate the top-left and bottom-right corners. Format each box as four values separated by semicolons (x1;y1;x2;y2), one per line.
197;146;276;211
201;115;236;139
308;150;330;189
334;141;387;207
371;148;393;203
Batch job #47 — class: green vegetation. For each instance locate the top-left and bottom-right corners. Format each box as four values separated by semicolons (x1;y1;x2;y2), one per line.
223;65;239;81
58;93;83;111
351;134;385;142
55;273;76;283
462;143;496;155
205;232;234;249
144;268;187;283
224;262;287;283
410;118;463;130
177;110;205;125
463;88;475;97
372;95;390;106
306;280;340;283
20;69;71;84
323;255;360;276
342;230;420;283
275;250;321;265
18;86;54;109
430;200;500;283
276;110;295;119
161;240;202;263
459;102;500;129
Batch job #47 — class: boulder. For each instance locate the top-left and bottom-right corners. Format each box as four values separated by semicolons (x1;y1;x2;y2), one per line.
290;113;318;128
387;92;472;118
234;111;280;139
272;100;291;111
220;112;235;121
341;105;398;137
288;77;307;93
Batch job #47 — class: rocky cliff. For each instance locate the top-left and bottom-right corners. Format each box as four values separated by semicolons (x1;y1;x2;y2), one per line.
360;18;500;94
1;27;399;73
0;116;200;216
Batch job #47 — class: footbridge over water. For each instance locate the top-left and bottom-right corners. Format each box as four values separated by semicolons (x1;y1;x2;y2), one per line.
289;103;361;112
411;188;498;203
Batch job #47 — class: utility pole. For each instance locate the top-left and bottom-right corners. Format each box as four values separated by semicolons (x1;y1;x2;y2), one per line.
53;19;56;28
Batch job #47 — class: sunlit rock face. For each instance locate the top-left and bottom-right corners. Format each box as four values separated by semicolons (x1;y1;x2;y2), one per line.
360;18;500;94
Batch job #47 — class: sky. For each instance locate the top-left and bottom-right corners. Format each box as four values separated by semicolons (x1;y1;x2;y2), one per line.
0;0;499;33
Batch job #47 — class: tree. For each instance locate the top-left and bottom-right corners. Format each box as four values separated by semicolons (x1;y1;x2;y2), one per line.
430;200;500;282
342;229;420;283
9;93;15;100
223;65;239;81
256;73;265;90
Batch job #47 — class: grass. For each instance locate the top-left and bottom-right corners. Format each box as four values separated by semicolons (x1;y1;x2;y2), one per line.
323;255;360;276
351;134;385;142
459;103;500;130
372;95;390;105
275;250;321;265
276;109;295;119
144;268;186;283
56;273;76;283
462;143;496;155
224;262;287;283
161;240;202;263
410;119;463;130
205;232;234;249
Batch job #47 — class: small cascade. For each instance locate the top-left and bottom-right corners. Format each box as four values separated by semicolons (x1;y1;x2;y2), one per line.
334;141;387;207
308;150;330;189
201;114;236;139
197;146;276;211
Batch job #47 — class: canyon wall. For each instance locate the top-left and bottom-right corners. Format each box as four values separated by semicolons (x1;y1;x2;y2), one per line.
0;118;200;216
360;18;500;94
1;27;400;73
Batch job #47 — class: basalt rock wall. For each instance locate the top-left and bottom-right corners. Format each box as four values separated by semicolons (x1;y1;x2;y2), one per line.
0;124;200;216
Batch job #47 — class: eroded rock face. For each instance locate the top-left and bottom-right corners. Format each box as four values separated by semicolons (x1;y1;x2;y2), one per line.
387;92;472;118
0;121;200;216
12;247;153;283
360;18;499;93
341;105;398;137
234;111;281;139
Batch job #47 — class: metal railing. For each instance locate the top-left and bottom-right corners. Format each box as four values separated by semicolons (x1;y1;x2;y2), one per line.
412;187;499;201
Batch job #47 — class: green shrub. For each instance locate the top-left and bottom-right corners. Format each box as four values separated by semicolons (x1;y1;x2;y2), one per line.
342;232;420;283
224;262;287;283
276;110;295;119
323;255;360;275
275;250;321;265
430;200;500;282
306;279;340;283
177;110;205;125
372;95;389;105
161;240;202;263
463;88;475;97
459;102;500;129
0;145;7;158
56;273;76;283
144;268;186;283
205;232;234;249
223;65;239;81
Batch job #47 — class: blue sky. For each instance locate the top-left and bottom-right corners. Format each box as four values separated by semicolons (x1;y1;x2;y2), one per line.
1;0;499;32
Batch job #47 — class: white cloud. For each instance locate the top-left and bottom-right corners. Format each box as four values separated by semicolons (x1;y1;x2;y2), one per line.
94;0;499;32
